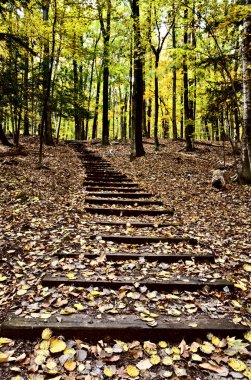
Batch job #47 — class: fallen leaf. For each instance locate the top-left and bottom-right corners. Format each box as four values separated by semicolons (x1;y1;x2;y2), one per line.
126;365;139;377
50;338;66;353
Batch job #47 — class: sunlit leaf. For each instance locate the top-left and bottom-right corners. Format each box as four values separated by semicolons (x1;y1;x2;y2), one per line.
228;358;247;372
42;328;53;340
103;365;116;377
50;338;66;353
126;365;139;377
64;359;77;371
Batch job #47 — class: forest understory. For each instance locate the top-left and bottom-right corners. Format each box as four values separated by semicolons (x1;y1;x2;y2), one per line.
0;137;250;380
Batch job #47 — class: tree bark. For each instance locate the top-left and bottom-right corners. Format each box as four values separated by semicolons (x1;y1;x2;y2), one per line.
97;0;111;145
240;0;251;182
42;1;54;146
183;6;194;151
130;0;145;159
0;124;12;146
172;7;177;139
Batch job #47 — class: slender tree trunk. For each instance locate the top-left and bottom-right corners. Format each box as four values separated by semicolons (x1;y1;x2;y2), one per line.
102;41;109;144
73;59;81;140
130;0;145;159
241;0;251;182
147;98;152;138
183;5;194;151
92;65;102;139
23;50;29;136
42;1;54;146
154;54;160;150
129;35;133;139
172;9;177;139
97;0;111;145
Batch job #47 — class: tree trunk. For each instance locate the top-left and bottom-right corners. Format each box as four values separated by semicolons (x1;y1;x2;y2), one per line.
0;123;12;146
240;0;251;182
130;0;145;159
172;9;177;139
73;59;81;140
97;0;111;145
23;50;29;136
183;6;194;151
92;67;101;139
154;54;160;150
42;1;54;146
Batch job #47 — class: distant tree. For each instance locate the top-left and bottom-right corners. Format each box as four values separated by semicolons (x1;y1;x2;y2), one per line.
240;0;251;183
130;0;145;159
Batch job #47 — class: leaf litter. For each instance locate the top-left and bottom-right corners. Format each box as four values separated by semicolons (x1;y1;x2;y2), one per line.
0;137;250;379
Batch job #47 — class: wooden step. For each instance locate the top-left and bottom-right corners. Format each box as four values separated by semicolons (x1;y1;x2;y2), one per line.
83;163;111;167
86;187;141;192
84;182;139;187
85;176;129;181
92;221;181;227
86;198;163;206
42;275;232;291
85;178;133;183
87;192;152;198
91;234;197;245
85;207;174;216
2;314;247;341
57;252;215;263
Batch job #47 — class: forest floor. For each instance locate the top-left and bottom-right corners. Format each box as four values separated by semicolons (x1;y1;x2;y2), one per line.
0;137;250;380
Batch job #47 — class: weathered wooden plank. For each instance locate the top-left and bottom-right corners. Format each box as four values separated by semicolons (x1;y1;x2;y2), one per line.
42;275;233;291
91;221;181;227
85;207;174;216
87;192;152;198
86;187;141;192
57;252;215;263
86;198;163;206
2;314;247;341
84;182;139;187
91;234;196;245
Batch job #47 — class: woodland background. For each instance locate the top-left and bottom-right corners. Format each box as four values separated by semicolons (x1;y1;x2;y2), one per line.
0;0;251;180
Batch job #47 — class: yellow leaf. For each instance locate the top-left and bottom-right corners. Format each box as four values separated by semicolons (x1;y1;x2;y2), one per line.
0;337;12;345
90;291;101;296
34;354;46;365
172;347;180;355
103;365;116;377
64;348;76;356
46;358;57;370
0;353;9;363
40;340;50;350
50;338;66;353
228;358;247;372
150;355;161;365
158;341;167;348
211;336;221;347
243;263;251;272
192;354;203;362
0;276;7;282
162;356;173;366
231;300;242;308
74;303;85;311
40;313;51;319
66;273;76;279
64;359;77;371
244;331;251;342
234;283;247;291
42;328;53;340
60;308;76;315
200;342;215;354
243;367;251;380
188;322;198;328
126;365;139;377
17;289;27;296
